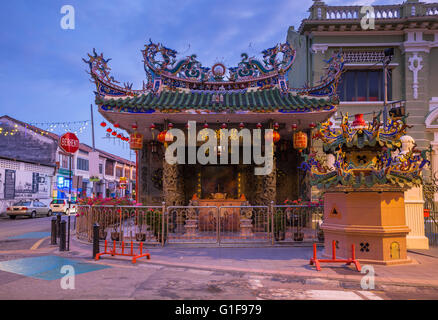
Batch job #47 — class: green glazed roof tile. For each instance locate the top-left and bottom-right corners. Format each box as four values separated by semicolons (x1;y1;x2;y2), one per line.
99;88;334;112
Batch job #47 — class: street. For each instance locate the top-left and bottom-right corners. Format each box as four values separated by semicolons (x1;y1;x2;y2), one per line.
0;215;437;300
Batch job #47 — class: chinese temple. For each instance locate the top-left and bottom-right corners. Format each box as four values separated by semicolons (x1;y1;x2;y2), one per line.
84;40;344;206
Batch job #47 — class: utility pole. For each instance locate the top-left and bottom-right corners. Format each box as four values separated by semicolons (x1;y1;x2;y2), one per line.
91;104;96;151
383;48;394;123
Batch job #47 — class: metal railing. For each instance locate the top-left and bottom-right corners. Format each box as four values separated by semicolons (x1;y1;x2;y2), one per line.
271;205;324;244
76;202;324;246
425;211;438;247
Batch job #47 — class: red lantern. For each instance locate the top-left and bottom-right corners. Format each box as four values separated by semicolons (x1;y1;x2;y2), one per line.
221;123;227;129
114;123;120;128
100;122;107;127
265;130;280;143
203;123;209;129
112;131;117;136
106;128;112;133
130;132;143;150
132;123;138;130
157;130;167;143
168;123;174;129
150;123;156;130
309;122;316;129
256;123;262;129
293;131;308;152
274;122;279;130
239;122;245;129
291;123;297;131
117;134;122;138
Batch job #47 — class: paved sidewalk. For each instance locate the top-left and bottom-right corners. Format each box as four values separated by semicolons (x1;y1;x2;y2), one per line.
67;237;438;289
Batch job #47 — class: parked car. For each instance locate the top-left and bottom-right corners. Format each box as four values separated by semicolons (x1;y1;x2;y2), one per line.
50;199;77;215
6;200;52;219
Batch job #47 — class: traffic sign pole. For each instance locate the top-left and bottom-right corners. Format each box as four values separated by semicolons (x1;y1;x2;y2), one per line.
59;132;79;252
67;154;71;251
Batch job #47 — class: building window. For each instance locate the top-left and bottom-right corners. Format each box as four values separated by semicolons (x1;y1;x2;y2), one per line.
60;154;74;169
115;167;123;178
105;160;114;176
337;70;392;102
124;168;130;178
77;157;89;171
99;164;103;174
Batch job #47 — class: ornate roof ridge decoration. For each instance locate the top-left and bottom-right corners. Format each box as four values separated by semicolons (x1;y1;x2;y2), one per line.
84;40;344;101
300;112;430;189
142;39;295;86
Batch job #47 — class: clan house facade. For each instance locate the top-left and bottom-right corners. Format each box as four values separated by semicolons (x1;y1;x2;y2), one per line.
84;41;343;208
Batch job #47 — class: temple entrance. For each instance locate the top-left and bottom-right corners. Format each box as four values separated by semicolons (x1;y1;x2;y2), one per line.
201;165;238;200
166;204;271;245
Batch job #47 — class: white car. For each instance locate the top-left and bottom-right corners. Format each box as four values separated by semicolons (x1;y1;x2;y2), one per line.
50;199;77;215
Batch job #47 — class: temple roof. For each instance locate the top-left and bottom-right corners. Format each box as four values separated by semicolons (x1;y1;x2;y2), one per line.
84;40;344;106
96;88;337;114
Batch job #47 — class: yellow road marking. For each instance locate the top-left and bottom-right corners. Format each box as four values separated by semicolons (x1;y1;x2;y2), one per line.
30;236;51;250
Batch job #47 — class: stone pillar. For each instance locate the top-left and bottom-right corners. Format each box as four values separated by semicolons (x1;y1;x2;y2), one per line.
163;159;184;206
138;140;149;205
405;187;429;249
254;156;276;205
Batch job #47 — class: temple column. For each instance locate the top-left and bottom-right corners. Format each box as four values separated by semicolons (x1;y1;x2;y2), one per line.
405;186;429;249
260;156;277;205
163;159;184;206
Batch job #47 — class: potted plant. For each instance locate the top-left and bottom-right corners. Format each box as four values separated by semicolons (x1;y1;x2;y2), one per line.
99;226;108;240
293;209;304;242
274;210;286;241
149;209;167;244
135;211;146;242
111;220;121;241
317;229;324;242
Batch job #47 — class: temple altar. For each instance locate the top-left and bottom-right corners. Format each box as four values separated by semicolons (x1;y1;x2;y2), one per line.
193;198;247;232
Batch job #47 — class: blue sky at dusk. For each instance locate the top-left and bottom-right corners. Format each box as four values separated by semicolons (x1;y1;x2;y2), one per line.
0;0;425;160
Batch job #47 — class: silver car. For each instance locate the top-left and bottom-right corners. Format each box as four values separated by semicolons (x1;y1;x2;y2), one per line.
6;200;52;219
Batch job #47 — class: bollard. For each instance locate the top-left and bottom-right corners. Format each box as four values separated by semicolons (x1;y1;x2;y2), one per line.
59;220;66;251
56;215;61;238
51;218;57;245
92;223;100;259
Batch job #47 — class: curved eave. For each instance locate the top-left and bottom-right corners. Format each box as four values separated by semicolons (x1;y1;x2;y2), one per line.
92;72;150;98
95;88;338;114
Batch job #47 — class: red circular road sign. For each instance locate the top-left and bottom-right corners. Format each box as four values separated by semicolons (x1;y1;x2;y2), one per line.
59;132;79;154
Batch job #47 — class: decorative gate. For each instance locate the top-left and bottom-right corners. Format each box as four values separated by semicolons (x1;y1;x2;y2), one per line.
166;206;220;244
218;205;271;245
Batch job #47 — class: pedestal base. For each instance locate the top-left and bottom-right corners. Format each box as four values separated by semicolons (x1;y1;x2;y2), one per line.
240;219;253;237
406;236;429;250
184;219;198;237
322;190;412;265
